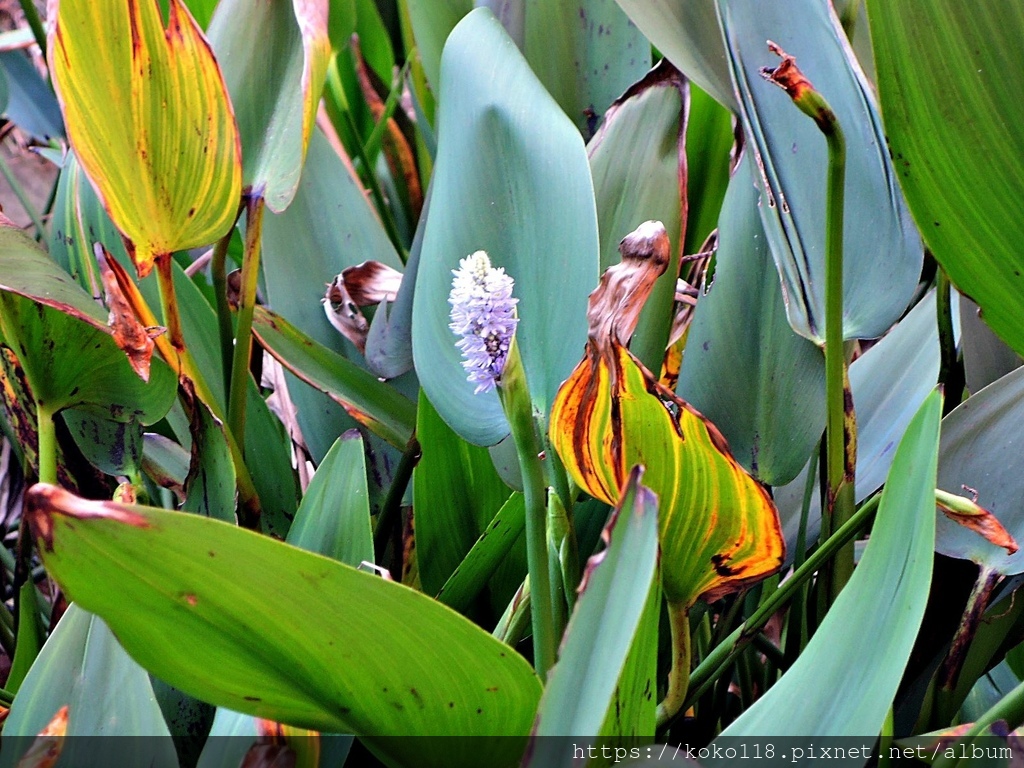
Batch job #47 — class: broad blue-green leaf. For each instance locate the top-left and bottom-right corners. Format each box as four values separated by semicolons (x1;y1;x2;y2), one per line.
287;429;373;566
936;367;1024;575
405;0;469;94
587;60;686;374
718;0;922;343
27;484;542;768
412;8;599;446
613;0;735;110
209;0;330;212
414;391;515;600
718;391;940;740
526;469;659;765
960;296;1022;395
262;129;404;461
0;50;64;139
525;0;650;138
1;605;176;768
867;1;1024;357
679;152;825;486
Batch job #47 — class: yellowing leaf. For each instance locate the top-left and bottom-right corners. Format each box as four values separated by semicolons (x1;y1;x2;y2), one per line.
549;222;784;607
48;0;241;276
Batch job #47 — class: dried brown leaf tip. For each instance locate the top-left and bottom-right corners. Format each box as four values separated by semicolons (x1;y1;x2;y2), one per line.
16;705;68;768
759;41;815;102
95;244;164;382
936;488;1019;555
27;483;151;552
587;220;671;350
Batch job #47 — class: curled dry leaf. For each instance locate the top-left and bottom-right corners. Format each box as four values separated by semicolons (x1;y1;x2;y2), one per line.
15;705;68;768
95;245;163;382
549;220;784;607
323;262;403;353
935;488;1019;555
26;483;150;554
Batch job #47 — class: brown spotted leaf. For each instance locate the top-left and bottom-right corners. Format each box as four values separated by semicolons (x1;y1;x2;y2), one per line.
935;489;1019;555
95;245;162;382
549;221;784;607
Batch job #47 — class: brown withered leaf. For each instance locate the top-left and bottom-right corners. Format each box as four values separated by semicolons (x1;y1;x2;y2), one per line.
936;488;1019;555
323;276;369;352
15;705;68;768
27;483;151;554
341;261;403;306
95;245;164;382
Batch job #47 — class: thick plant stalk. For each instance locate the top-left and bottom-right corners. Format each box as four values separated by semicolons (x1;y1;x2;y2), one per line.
656;602;692;727
228;195;266;446
499;341;556;681
761;43;855;598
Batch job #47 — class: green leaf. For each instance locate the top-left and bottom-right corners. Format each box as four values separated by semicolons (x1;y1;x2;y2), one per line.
960;296;1022;396
0;50;64;139
414;391;514;599
867;1;1024;356
412;8;599;446
679;152;825;487
525;0;651;139
261;130;405;461
718;0;922;343
405;0;470;95
683;83;733;255
49;0;241;275
719;390;940;738
328;0;357;52
613;0;736;109
2;605;176;767
182;398;236;523
27;485;542;768
526;469;659;761
209;0;330;212
63;410;144;476
253;305;416;450
587;60;686;374
287;429;373;566
935;367;1024;575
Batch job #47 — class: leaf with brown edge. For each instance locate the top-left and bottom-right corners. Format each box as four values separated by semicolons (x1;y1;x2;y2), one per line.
341;261;403;306
48;0;242;276
95;245;163;382
935;489;1019;556
549;221;784;608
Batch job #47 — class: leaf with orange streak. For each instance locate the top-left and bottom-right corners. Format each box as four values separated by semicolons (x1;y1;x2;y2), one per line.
935;489;1019;555
15;705;67;768
549;221;784;607
48;0;242;276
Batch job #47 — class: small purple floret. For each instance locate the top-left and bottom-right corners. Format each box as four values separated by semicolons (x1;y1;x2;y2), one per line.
449;251;519;394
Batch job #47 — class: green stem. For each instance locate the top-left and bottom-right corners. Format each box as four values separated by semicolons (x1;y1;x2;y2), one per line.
0;151;47;240
683;492;881;709
656;603;692;727
210;220;238;398
227;196;266;447
36;404;56;486
17;0;47;65
499;342;555;681
936;268;966;414
932;678;1024;768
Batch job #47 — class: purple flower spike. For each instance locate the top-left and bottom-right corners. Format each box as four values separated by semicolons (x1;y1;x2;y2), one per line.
448;251;519;394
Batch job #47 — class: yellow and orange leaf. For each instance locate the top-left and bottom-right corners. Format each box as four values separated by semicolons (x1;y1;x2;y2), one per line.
549;221;784;607
48;0;242;276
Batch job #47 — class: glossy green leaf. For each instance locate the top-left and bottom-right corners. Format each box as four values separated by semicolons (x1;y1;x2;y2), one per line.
679;152;825;487
526;469;659;762
718;0;921;343
209;0;330;212
587;60;685;374
412;8;599;446
405;0;470;95
328;0;357;51
27;485;542;768
262;130;404;461
436;493;526;613
960;297;1022;396
253;305;416;449
935;368;1024;575
613;0;735;109
525;0;650;138
63;410;144;476
867;1;1024;356
683;83;733;255
720;390;940;738
49;0;241;275
287;429;373;566
415;390;513;599
2;605;176;767
0;50;64;139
